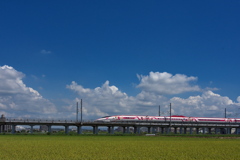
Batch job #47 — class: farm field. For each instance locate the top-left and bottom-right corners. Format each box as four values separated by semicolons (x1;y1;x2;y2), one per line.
0;135;240;160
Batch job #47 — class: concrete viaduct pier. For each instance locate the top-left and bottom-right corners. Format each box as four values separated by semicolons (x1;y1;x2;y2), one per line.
1;117;240;135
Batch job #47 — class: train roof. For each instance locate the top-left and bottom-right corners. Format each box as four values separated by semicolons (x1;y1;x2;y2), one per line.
104;115;187;117
171;115;186;117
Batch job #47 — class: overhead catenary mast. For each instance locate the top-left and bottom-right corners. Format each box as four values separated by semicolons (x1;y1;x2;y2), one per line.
76;102;78;122
159;105;160;116
225;108;226;118
76;100;83;123
81;99;83;122
170;103;172;126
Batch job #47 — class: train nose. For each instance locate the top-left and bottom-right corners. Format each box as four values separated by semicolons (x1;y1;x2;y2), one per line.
96;118;106;121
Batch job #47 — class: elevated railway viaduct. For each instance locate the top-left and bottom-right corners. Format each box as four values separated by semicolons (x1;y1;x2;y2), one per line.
1;118;239;135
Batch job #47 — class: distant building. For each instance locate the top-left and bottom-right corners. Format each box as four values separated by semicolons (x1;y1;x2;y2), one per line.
39;125;48;132
116;126;123;132
0;114;6;122
0;114;11;132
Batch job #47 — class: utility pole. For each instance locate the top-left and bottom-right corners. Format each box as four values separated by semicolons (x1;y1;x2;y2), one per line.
81;99;83;122
76;102;78;122
170;103;172;126
159;105;160;116
225;108;226;118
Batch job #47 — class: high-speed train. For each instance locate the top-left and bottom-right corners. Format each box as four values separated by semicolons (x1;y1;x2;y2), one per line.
95;115;240;123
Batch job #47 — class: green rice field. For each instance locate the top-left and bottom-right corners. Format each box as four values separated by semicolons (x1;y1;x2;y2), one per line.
0;135;240;160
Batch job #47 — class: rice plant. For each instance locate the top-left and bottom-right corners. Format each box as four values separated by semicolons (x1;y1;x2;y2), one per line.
0;135;239;159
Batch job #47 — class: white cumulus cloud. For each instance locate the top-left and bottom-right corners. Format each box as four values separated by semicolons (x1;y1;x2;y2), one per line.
67;80;173;119
2;67;239;120
237;96;240;103
170;90;239;117
67;72;240;119
137;72;200;95
67;81;130;117
0;65;57;118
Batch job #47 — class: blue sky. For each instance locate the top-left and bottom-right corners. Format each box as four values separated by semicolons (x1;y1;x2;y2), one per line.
0;0;240;120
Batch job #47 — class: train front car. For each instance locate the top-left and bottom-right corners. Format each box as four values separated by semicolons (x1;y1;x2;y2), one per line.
95;116;117;122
